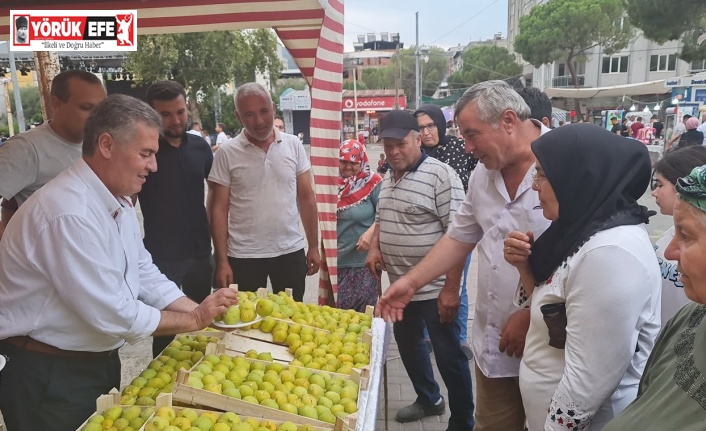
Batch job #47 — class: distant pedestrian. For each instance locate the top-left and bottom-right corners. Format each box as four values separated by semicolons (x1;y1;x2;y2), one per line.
651;115;664;139
377;153;388;175
213;122;227;152
630;117;645;137
610;117;621;135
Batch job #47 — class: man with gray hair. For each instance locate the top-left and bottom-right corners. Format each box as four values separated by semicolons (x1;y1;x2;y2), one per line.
0;94;238;431
209;82;320;301
377;80;552;430
366;110;473;431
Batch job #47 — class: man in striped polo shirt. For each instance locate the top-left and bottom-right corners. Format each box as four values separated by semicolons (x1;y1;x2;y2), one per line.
366;110;474;431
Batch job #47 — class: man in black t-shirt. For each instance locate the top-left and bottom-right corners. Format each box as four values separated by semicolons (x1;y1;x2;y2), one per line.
610;117;621;135
651;115;664;139
140;81;215;357
620;118;630;137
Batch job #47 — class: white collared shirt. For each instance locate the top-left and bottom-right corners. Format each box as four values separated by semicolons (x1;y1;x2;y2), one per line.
208;130;310;258
447;120;551;378
0;158;184;351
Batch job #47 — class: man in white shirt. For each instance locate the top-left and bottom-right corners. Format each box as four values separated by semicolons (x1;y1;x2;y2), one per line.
209;83;320;301
213;122;228;152
666;114;690;151
377;80;552;431
697;105;706;145
0;94;238;431
187;121;203;136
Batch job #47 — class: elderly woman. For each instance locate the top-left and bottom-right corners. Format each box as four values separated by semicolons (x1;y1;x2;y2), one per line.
335;139;382;311
504;124;661;430
677;117;704;148
604;164;706;430
651;146;706;320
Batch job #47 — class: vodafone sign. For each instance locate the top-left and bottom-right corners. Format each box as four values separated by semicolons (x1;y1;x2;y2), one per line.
342;96;406;112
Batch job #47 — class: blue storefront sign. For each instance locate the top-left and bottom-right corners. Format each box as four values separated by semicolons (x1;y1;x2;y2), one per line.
672;86;693;102
695;89;706;103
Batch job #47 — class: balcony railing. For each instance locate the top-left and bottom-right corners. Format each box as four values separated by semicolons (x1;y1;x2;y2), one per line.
551;74;586;87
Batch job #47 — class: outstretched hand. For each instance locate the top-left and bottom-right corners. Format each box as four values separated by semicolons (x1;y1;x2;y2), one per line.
375;277;415;323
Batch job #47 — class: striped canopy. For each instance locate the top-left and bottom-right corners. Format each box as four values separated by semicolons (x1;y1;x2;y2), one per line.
0;0;343;295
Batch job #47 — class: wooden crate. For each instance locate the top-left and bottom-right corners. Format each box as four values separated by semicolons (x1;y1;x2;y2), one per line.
172;366;361;431
219;324;373;381
151;392;333;431
204;342;364;387
74;389;155;431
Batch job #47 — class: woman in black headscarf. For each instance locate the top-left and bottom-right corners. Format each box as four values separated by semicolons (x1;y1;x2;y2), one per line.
503;123;662;431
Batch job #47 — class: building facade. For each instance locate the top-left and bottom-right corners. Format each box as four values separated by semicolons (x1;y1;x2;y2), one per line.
507;0;701;92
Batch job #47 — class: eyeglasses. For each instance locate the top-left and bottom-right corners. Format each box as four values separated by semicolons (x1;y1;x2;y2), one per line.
532;172;548;187
419;123;437;133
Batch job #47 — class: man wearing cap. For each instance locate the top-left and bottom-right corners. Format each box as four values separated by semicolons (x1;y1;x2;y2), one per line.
366;110;474;431
697;105;706;145
414;104;477;359
14;16;28;44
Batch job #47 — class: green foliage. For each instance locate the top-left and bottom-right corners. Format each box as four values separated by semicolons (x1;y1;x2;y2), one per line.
2;86;42;135
360;67;394;91
197;89;241;134
343;80;367;90
356;46;448;100
447;46;522;90
624;0;706;62
8;86;44;125
514;0;633;71
126;29;282;123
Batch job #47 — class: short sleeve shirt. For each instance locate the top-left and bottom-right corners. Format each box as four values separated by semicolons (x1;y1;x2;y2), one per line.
0;122;82;206
208;130;310;258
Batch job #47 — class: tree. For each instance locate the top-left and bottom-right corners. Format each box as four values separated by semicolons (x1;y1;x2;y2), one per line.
198;89;240;135
126;29;282;125
514;0;633;115
624;0;706;62
353;46;447;103
447;46;523;90
343;80;367;90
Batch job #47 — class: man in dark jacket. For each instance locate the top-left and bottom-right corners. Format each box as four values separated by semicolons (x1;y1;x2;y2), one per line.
414;104;476;359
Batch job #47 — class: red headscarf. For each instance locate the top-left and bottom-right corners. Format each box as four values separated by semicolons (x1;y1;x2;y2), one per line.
338;139;381;211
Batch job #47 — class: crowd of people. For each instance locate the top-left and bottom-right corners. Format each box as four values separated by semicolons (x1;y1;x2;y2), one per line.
3;70;706;431
0;75;317;431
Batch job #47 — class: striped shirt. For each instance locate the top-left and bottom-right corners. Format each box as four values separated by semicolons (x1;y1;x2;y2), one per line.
376;155;465;301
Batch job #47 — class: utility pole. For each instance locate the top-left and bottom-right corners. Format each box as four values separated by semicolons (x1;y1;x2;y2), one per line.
415;11;420;110
352;67;359;133
393;42;400;109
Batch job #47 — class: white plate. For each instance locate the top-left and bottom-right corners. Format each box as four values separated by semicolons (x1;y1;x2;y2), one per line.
0;354;5;371
212;315;263;329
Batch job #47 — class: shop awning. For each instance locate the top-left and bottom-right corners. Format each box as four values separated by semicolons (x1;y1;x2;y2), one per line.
1;0;344;294
544;79;670;99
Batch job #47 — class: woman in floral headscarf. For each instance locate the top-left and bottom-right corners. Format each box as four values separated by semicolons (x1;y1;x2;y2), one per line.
605;164;706;431
335;139;382;311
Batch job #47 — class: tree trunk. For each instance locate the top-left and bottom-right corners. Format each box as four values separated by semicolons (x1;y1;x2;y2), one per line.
565;54;582;120
187;88;201;126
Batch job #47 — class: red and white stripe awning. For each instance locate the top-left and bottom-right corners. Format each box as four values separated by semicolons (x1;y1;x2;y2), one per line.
0;0;343;295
